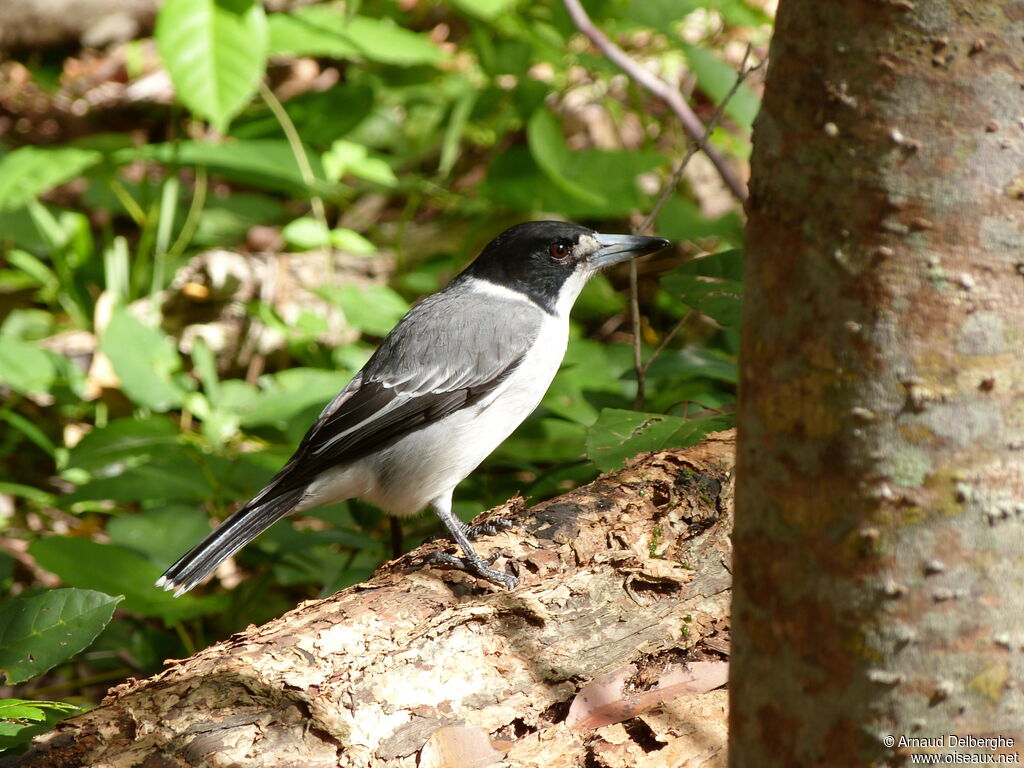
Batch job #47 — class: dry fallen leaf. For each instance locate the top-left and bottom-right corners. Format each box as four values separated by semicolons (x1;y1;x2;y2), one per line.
566;660;729;730
419;725;511;768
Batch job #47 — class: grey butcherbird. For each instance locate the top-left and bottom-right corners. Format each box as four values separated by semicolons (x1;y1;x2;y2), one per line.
157;221;669;594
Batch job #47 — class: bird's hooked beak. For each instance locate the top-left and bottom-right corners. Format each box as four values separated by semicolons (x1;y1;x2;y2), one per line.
588;233;671;268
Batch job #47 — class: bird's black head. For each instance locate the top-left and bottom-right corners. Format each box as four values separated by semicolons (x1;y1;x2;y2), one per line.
459;220;669;314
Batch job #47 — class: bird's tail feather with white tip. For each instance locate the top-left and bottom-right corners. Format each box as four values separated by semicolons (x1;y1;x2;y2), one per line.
156;487;305;597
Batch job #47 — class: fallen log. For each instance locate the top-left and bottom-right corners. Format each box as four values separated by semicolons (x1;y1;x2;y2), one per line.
9;430;735;768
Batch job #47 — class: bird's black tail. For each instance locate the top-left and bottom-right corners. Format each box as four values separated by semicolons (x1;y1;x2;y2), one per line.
156;487;304;597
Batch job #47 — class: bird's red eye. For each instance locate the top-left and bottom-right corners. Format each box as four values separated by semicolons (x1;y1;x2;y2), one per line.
549;243;569;259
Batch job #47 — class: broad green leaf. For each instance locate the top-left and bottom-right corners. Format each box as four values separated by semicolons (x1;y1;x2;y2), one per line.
0;699;81;752
0;338;57;397
281;218;375;255
193;193;288;247
155;0;268;132
125;140;333;196
681;44;759;130
329;228;376;255
586;409;734;472
449;0;519;21
526;108;606;207
0;700;76;722
231;85;375;147
484;146;663;217
661;250;744;329
0;147;101;212
100;307;188;411
65;417;180;477
29;538;226;622
654;196;744;244
240;368;351;428
0;589;122;684
496;417;588;464
322;140;397;187
282;217;331;250
268;8;359;58
702;0;773;27
342;15;444;65
268;8;443;66
64;447;217;505
317;284;409;337
107;506;215;569
613;0;696;30
645;347;738;384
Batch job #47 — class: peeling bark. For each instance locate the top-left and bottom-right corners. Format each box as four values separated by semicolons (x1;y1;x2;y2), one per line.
9;432;735;768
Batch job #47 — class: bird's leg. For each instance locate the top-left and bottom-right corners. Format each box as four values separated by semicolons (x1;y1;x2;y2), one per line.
425;496;518;590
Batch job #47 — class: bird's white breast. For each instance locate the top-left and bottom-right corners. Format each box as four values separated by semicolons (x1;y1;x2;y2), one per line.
298;278;579;517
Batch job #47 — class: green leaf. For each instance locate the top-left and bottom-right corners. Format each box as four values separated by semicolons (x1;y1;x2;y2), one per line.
126;139;333;197
155;0;269;132
268;8;443;66
0;338;57;397
322;140;397;187
231;84;375;147
29;538;226;622
701;0;773;27
0;589;122;684
99;307;188;411
317;284;409;337
268;8;359;58
107;506;215;569
66;417;180;477
0;147;101;212
193;193;288;246
526;108;606;207
240;368;351;428
64;447;217;505
613;0;696;30
681;44;760;130
660;250;744;329
645;347;738;384
654;196;744;244
329;228;376;255
449;0;519;21
0;699;81;752
484;145;663;217
586;409;734;472
0;482;54;504
0;700;67;722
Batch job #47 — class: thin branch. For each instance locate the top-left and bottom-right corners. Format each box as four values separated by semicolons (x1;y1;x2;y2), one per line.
640;45;761;234
624;44;761;409
561;0;749;202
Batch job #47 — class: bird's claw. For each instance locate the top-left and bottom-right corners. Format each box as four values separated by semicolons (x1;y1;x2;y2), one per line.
424;550;518;590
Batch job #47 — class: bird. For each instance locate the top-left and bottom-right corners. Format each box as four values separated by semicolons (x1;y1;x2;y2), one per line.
156;220;669;595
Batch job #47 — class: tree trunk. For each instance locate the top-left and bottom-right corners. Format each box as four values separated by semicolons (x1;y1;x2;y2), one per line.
9;432;735;768
732;2;1024;766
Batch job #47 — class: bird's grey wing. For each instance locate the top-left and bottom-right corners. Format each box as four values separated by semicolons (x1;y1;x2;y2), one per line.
264;289;542;495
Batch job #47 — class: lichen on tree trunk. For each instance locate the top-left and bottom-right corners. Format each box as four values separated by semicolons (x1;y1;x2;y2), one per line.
9;432;735;768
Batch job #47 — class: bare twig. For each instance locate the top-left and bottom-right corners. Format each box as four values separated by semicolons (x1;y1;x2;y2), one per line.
561;0;750;202
628;44;761;409
639;45;761;235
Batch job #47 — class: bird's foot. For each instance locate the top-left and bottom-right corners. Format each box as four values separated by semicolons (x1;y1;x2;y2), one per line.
465;517;522;540
424;550;518;590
